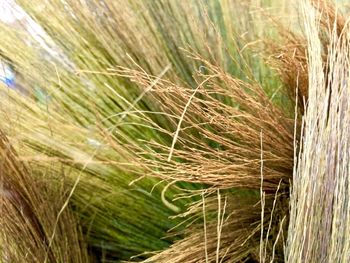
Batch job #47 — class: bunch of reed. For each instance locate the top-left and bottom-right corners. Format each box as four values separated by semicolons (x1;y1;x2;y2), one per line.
0;0;348;262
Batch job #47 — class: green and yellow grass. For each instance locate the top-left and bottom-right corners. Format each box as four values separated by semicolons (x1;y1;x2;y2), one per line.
0;0;349;262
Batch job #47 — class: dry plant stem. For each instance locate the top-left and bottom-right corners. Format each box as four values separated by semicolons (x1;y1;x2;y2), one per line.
202;192;209;263
260;131;265;263
168;74;219;162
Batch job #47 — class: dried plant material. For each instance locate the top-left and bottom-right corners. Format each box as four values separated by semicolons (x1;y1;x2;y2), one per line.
0;0;348;262
110;57;295;192
0;130;89;262
287;1;350;261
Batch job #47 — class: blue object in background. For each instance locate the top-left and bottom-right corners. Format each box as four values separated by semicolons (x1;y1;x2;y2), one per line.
3;76;15;87
0;63;16;88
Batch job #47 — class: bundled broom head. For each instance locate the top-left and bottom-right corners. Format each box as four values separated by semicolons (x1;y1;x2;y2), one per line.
0;0;349;262
286;1;350;262
0;130;89;262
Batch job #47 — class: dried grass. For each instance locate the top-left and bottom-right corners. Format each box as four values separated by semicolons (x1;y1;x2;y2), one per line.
0;0;349;262
0;130;89;262
286;1;350;261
